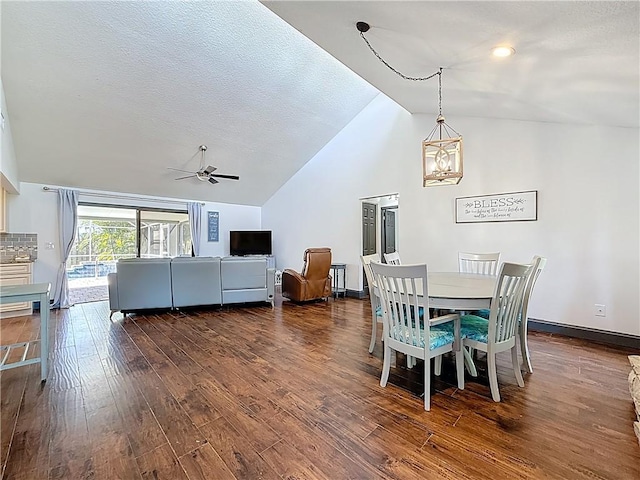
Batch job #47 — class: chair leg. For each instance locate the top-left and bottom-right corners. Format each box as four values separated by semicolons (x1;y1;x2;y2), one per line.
520;321;533;373
512;346;525;387
463;347;478;377
368;312;377;353
380;345;392;387
455;348;464;390
406;355;416;369
487;352;501;402
434;355;442;376
424;353;431;411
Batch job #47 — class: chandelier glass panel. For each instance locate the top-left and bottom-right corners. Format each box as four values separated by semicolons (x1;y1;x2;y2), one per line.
357;22;463;186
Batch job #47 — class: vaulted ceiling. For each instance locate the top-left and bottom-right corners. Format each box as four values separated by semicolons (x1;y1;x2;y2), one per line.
1;1;377;205
2;1;638;206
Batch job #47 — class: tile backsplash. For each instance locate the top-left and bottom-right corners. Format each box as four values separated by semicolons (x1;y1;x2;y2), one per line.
0;233;38;263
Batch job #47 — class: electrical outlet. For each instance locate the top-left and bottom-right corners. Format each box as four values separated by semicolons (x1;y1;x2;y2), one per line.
595;304;606;317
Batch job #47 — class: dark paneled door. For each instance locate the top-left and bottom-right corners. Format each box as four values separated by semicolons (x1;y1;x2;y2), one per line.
362;202;377;289
382;208;396;256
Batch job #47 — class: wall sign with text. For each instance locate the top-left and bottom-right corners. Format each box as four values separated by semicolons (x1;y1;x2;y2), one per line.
207;211;219;242
455;191;537;223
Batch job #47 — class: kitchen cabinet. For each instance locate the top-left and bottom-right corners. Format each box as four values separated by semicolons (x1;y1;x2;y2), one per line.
0;263;33;317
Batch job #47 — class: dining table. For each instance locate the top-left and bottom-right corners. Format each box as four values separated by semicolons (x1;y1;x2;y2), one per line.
426;272;496;311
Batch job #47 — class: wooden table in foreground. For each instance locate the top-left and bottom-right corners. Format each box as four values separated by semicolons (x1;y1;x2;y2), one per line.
0;283;51;381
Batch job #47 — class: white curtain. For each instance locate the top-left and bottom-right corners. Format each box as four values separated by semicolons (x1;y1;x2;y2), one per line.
187;202;202;256
52;189;79;308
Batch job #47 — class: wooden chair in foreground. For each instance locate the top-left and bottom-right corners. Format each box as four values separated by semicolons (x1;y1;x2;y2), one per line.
360;253;382;353
460;262;533;402
371;262;464;411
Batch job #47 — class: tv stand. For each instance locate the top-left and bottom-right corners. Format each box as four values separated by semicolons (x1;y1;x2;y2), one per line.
226;255;275;269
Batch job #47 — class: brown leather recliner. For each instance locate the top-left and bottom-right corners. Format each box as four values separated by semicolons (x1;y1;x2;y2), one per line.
282;248;332;302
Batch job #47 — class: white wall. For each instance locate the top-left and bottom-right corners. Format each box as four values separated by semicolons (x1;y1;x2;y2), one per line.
263;94;640;336
0;78;19;193
197;203;261;257
7;182;261;291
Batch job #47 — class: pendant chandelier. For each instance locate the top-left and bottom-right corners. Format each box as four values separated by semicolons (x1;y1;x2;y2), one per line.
357;22;463;186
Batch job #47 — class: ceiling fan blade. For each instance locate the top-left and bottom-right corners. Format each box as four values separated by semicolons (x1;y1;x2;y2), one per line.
167;167;196;174
174;174;197;180
203;165;217;175
209;174;240;180
208;177;219;185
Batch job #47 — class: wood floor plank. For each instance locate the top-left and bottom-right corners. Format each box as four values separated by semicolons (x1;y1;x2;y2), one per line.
1;364;49;480
178;443;237;480
104;372;167;458
197;417;281;480
124;320;222;427
135;444;188;480
47;386;94;478
133;371;207;457
0;297;638;480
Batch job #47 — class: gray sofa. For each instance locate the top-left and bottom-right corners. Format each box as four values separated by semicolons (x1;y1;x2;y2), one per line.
108;256;275;316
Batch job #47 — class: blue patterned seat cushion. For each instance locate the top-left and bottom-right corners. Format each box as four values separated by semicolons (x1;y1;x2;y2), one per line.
390;324;455;350
472;309;523;323
460;314;489;343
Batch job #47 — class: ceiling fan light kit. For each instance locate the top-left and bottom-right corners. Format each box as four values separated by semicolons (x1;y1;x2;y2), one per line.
356;21;464;186
168;145;239;185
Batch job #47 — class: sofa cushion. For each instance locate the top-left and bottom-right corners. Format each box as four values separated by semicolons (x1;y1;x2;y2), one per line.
221;258;267;290
116;258;173;310
171;257;222;307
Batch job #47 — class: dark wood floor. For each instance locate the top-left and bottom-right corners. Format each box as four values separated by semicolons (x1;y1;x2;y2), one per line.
1;295;638;479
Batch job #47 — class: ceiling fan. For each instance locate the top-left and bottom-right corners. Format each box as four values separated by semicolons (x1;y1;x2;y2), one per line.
168;145;240;185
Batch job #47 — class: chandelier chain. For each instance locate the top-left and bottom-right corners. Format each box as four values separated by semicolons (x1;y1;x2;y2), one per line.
359;32;440;82
438;67;442;115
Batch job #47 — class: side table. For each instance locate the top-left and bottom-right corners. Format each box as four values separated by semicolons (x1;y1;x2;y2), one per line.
330;263;346;298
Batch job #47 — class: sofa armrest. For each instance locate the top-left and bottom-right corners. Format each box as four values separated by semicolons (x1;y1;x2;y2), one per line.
107;273;119;312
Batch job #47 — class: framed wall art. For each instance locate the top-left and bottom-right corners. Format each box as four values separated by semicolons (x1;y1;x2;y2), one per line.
455;190;537;223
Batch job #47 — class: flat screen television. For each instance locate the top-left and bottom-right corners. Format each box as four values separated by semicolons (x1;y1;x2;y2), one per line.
229;230;272;256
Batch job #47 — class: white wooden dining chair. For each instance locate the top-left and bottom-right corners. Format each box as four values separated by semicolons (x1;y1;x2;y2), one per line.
458;252;501;275
461;262;533;402
454;251;501;376
383;251;402;265
360;253;382;353
518;255;547;374
370;262;464;411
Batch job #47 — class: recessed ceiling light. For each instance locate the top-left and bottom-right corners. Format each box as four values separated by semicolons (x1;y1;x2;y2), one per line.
491;46;516;58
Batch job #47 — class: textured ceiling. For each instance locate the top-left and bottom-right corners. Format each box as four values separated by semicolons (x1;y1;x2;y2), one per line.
263;0;639;128
1;1;377;205
4;2;638;207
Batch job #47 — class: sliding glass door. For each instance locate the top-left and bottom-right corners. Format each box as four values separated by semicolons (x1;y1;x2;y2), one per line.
139;210;191;258
68;204;191;304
